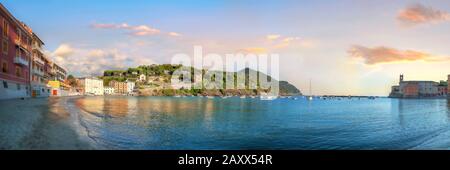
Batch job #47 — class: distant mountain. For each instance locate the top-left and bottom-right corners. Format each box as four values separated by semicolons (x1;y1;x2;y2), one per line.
279;81;302;96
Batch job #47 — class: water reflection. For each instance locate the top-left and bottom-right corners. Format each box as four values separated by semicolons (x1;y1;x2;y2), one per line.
68;96;450;149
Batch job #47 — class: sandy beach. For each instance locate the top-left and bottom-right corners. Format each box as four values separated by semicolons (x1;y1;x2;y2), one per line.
0;97;92;150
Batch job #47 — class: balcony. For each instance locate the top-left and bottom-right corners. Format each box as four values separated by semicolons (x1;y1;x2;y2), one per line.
14;56;29;67
33;69;44;76
33;57;45;65
32;44;44;54
15;39;30;52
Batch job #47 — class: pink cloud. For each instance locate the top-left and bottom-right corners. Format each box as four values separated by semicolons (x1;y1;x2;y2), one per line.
348;45;449;65
398;4;450;26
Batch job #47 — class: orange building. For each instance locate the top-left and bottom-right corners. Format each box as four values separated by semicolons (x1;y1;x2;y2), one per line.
109;80;127;94
402;83;419;98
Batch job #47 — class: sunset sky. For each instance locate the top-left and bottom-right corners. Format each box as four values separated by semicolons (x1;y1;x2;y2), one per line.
3;0;450;96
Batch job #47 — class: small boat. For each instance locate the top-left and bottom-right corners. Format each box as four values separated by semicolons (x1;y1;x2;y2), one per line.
260;96;278;100
240;96;246;99
307;96;313;101
207;96;215;99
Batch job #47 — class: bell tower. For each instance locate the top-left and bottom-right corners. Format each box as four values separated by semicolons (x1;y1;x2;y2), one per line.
400;74;404;83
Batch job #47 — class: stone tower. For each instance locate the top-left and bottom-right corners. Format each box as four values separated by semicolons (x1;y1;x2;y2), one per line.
400;74;404;83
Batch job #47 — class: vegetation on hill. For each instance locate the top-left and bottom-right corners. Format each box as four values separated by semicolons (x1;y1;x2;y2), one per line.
100;64;302;96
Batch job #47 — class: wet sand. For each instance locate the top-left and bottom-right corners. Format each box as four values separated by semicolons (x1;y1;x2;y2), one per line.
0;97;93;150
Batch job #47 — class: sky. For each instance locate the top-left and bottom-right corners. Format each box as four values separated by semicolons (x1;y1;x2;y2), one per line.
2;0;450;96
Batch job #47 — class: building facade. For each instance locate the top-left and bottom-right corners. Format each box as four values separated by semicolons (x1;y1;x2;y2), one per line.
30;33;52;97
79;77;104;95
390;74;447;98
52;63;66;82
0;4;32;100
0;3;68;100
109;80;127;94
126;81;135;94
104;86;115;95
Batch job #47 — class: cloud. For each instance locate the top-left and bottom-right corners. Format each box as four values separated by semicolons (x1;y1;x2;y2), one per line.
52;44;75;57
92;23;161;36
266;34;281;40
348;45;449;65
49;44;157;76
397;3;450;26
237;47;268;54
271;36;315;49
168;32;182;37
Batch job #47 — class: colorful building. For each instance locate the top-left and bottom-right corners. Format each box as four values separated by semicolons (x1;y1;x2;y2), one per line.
0;4;32;100
389;74;447;98
109;80;127;94
47;80;70;96
0;3;68;100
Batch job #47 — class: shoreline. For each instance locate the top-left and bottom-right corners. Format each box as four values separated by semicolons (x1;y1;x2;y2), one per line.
0;97;93;150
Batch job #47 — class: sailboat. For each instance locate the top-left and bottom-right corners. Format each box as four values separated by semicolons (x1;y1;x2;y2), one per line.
307;79;313;101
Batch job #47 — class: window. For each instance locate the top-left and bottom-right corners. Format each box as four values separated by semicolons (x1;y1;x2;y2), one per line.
2;61;7;73
15;66;21;77
3;81;7;88
3;19;8;37
2;39;7;54
16;83;20;90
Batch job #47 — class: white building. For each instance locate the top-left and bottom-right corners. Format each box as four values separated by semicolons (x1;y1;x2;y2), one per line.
126;81;135;94
79;77;104;95
139;74;146;82
104;86;115;95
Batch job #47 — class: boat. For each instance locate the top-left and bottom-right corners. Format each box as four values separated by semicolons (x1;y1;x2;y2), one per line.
260;95;278;100
260;93;278;100
240;96;246;99
307;79;313;101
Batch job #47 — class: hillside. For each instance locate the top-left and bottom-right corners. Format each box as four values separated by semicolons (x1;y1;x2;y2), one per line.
101;64;302;96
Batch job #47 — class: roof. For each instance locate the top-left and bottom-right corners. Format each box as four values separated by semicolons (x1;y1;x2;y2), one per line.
0;3;33;37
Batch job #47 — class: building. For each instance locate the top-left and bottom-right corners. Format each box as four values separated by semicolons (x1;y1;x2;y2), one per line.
104;86;115;95
0;4;32;100
390;74;444;98
448;75;450;97
126;81;135;94
139;74;146;82
79;77;104;95
52;63;66;82
109;80;127;94
437;81;448;97
30;33;52;97
47;80;70;96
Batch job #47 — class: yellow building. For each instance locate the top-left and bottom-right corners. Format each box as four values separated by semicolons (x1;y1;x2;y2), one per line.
47;80;70;96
